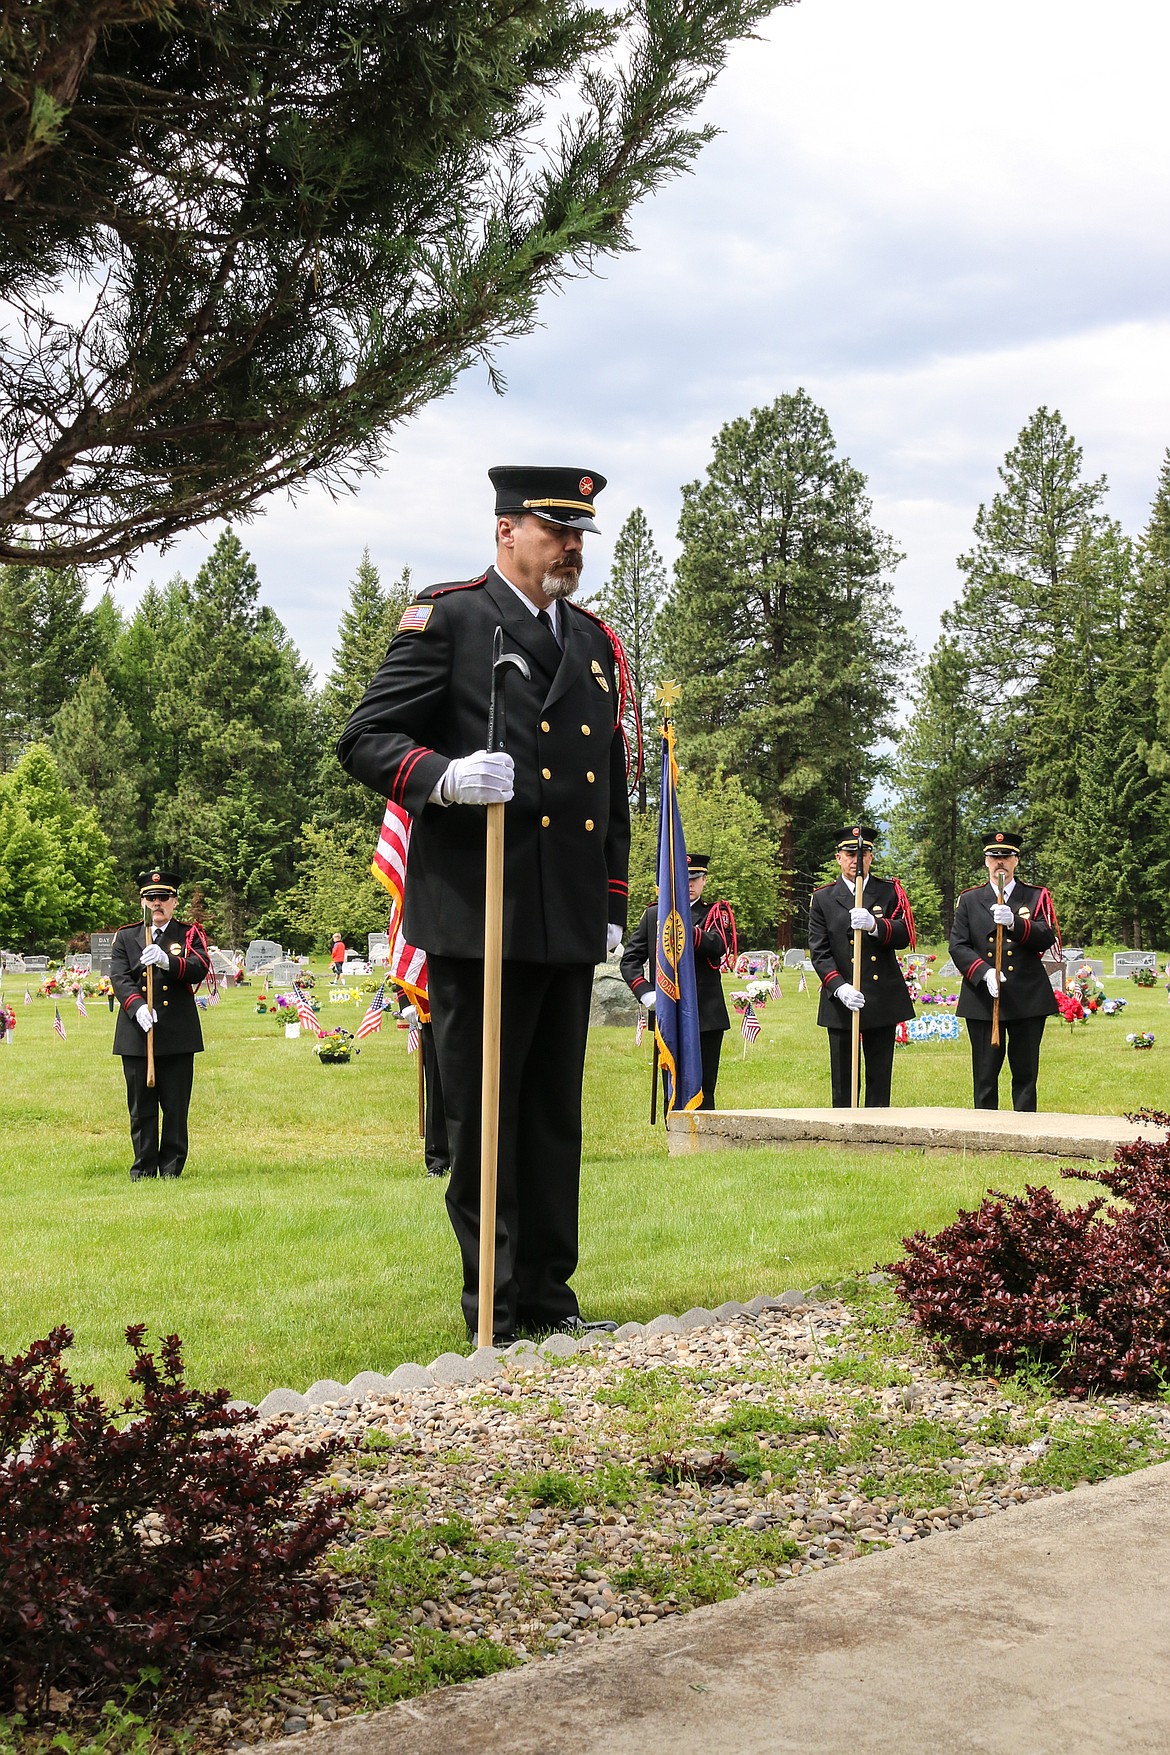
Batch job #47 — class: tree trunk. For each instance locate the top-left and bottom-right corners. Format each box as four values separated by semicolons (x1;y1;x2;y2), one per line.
775;820;794;951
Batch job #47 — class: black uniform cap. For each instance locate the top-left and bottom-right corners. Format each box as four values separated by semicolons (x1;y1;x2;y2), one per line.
489;465;605;533
834;825;877;853
687;852;710;872
137;865;180;897
983;829;1023;856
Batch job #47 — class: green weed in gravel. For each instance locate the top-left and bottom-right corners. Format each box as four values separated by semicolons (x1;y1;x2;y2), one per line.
1023;1416;1169;1489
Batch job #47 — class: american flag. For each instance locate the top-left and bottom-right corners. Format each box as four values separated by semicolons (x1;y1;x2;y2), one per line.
356;981;387;1040
371;800;430;1022
406;1019;420;1054
75;990;88;1018
798;969;807;994
23;988;32;1005
53;1005;67;1042
293;985;325;1036
635;1007;646;1046
769;979;781;1000
740;1003;761;1046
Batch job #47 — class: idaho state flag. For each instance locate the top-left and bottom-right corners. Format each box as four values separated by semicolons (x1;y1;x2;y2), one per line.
654;718;703;1114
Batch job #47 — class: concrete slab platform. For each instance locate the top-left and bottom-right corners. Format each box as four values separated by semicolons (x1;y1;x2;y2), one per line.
270;1462;1170;1755
665;1106;1168;1161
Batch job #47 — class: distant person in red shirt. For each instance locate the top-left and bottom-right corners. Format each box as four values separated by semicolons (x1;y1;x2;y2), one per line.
330;933;346;984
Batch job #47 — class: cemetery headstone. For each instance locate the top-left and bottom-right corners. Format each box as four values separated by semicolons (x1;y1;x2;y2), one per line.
244;938;282;974
70;954;92;974
24;955;49;973
783;948;807;968
368;932;390;964
209;948;236;981
938;959;960;979
91;932;116;976
1114;951;1157;977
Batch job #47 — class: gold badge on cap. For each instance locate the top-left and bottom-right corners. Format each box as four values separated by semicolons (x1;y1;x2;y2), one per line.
579;475;594;496
590;658;610;692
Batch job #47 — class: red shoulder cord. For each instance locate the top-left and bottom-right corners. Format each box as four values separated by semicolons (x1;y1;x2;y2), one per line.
185;922;217;997
1035;887;1062;961
891;880;917;951
571;605;644;797
703;899;738;972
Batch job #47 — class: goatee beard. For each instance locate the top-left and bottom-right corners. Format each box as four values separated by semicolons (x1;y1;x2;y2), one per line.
541;564;581;601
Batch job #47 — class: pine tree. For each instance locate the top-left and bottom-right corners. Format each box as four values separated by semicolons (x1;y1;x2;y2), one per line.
316;552;409;831
0;565;100;768
664;390;905;945
590;509;665;812
0;745;121;948
888;638;986;931
49;670;141;877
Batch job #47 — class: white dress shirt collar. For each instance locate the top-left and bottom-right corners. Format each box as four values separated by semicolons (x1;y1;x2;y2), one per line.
494;564;559;641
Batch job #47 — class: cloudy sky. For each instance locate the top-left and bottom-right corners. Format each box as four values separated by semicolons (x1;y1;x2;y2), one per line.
120;0;1170;680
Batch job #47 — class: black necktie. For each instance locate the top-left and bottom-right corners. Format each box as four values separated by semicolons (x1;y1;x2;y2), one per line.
539;608;560;649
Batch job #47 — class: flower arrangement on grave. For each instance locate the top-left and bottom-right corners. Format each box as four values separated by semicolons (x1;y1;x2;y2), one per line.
739;977;773;1008
1070;963;1106;1009
896;1014;963;1045
1131;966;1158;988
1055;991;1086;1028
733;951;779;979
39;973;65;997
254;998;270;1014
297;971;316;989
1126;1031;1155;1050
314;1027;357;1064
82;974;113;998
1101;996;1129;1016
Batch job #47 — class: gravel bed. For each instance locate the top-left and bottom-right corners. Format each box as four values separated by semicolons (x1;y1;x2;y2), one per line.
182;1285;1170;1746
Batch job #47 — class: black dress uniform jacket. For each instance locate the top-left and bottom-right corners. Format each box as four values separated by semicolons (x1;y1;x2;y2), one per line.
949;881;1059;1020
337;568;630;961
621;903;730;1033
808;876;915;1030
110;921;211;1056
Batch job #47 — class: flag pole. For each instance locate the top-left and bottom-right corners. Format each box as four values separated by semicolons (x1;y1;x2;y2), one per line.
477;631;530;1351
417;1032;425;1138
142;897;156;1089
991;871;1005;1047
850;829;864;1109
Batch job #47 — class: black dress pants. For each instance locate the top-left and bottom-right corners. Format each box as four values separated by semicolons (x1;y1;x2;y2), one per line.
966;1015;1047;1111
698;1029;725;1110
121;1053;194;1178
420;1022;450;1173
427;956;593;1337
826;1025;896;1107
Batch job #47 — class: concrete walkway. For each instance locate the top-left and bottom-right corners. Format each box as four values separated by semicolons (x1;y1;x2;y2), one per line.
282;1462;1170;1755
666;1106;1168;1161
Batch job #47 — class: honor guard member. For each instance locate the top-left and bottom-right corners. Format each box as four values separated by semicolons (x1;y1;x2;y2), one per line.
110;867;213;1179
808;827;916;1107
949;829;1060;1111
622;852;731;1109
338;466;632;1344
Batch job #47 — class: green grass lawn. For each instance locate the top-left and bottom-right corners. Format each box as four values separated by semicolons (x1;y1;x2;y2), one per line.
0;953;1165;1402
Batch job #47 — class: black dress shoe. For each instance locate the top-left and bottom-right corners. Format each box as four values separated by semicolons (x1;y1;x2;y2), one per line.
526;1315;619;1338
465;1328;519;1349
425;1164;450;1178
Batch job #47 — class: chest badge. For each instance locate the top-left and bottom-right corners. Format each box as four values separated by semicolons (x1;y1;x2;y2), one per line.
169;942;183;955
590;659;610;693
872;905;883;916
1017;908;1030;920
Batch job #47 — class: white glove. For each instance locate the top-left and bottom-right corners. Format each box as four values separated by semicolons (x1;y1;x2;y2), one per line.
606;924;623;955
984;970;1000;997
991;904;1014;927
849;908;876;933
135;1004;157;1032
836;984;866;1012
440;751;514;805
139;943;168;967
401;1004;418;1025
642;990;656;1010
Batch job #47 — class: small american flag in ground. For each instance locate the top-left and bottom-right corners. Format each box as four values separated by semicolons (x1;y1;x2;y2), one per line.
740;1003;761;1045
769;979;781;1000
635;1007;646;1046
356;982;387;1040
407;1019;420;1054
798;969;807;994
75;991;88;1018
23;988;32;1005
53;1005;67;1042
293;985;324;1036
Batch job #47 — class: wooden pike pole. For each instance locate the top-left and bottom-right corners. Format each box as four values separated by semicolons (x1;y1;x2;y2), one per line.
417;1030;425;1138
142;897;156;1089
650;1035;660;1125
991;871;1005;1047
850;829;865;1108
477;630;530;1351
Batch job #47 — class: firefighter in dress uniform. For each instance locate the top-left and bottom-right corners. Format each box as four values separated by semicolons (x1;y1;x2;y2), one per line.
338;466;632;1344
110;867;212;1179
808;827;916;1107
621;852;731;1109
949;829;1060;1111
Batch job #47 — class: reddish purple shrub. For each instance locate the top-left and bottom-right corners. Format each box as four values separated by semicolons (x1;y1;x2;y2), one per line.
0;1326;354;1710
890;1110;1170;1397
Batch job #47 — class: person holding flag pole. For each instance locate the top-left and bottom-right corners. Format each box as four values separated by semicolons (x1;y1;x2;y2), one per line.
340;464;633;1346
808;827;916;1108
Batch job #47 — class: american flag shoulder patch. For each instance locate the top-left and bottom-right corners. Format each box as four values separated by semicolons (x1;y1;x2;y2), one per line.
398;603;434;633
